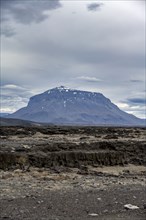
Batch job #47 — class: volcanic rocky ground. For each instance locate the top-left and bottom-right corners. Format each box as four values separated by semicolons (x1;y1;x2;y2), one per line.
0;126;146;220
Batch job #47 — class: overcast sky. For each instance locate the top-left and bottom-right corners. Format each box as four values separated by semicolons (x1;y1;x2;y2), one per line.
1;0;145;118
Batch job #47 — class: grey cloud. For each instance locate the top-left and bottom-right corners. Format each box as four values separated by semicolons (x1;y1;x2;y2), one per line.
1;96;27;113
1;84;29;91
1;84;33;99
130;79;143;83
76;76;102;83
127;98;146;105
1;84;34;112
87;3;103;11
17;33;144;71
1;25;16;37
1;0;62;24
1;0;61;37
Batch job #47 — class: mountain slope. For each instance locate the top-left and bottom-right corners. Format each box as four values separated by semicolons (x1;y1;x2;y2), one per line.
7;86;145;126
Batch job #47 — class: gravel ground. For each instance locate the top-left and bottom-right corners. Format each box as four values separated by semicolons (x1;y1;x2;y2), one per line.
0;126;146;219
0;165;146;220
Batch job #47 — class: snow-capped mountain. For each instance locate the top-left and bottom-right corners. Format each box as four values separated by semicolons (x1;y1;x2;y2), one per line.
7;86;145;126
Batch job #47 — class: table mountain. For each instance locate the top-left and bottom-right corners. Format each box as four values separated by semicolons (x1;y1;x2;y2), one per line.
7;86;145;126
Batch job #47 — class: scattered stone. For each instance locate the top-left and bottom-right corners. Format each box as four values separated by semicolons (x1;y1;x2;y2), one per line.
37;200;44;204
124;169;130;174
23;145;31;149
133;176;138;179
88;213;98;217
1;173;13;179
7;198;14;202
2;216;10;218
0;136;7;139
124;204;139;210
103;209;108;213
14;169;22;174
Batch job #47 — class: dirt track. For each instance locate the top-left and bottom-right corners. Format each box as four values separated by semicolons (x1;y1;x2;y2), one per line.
0;126;146;219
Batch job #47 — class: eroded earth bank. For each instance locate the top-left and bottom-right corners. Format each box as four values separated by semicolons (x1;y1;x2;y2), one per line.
0;126;146;219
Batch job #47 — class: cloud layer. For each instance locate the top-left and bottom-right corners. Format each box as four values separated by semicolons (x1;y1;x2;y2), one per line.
1;0;61;23
1;0;145;118
1;84;34;113
87;2;103;11
1;0;62;37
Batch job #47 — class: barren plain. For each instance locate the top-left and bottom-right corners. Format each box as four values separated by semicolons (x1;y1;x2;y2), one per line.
0;126;146;219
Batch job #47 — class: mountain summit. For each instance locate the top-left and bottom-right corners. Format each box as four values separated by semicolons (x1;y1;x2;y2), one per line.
8;86;144;126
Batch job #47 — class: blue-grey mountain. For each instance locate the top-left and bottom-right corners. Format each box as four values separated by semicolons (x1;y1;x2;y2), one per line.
7;86;145;126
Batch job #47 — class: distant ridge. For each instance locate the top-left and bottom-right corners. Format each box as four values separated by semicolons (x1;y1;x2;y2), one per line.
0;113;10;117
0;117;42;127
6;86;145;126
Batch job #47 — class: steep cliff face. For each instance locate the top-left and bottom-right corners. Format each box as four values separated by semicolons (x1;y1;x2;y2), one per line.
8;86;144;126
